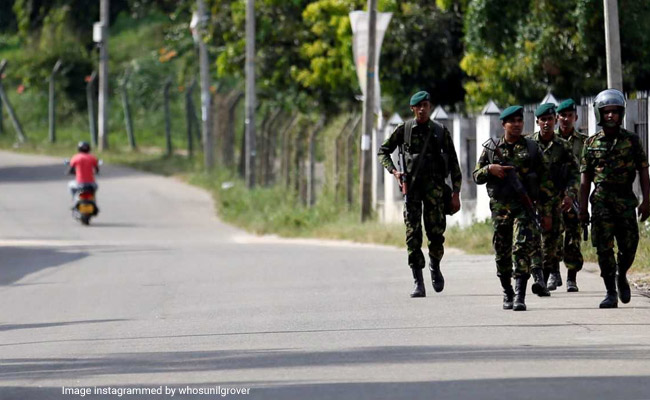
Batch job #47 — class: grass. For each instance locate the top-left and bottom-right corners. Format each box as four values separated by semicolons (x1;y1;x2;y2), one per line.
446;219;494;254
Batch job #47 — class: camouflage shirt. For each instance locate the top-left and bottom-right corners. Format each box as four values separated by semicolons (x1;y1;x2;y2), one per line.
556;127;588;164
378;119;462;192
581;127;649;206
473;135;553;215
529;132;579;200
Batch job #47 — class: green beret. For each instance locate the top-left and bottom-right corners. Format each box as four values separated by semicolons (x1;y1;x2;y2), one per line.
556;99;577;113
535;103;556;118
500;105;524;121
410;91;431;106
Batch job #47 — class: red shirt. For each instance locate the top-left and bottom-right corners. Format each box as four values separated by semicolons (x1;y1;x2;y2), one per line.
70;153;98;183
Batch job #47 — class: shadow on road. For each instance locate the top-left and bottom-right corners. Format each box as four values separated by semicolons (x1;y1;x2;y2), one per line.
0;164;71;183
0;246;88;285
87;222;140;228
2;344;650;382
2;374;650;400
0;164;140;184
0;319;127;332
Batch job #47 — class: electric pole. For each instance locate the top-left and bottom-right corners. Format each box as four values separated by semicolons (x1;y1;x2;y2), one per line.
98;0;109;151
604;0;623;90
196;0;214;170
360;0;377;222
245;0;256;188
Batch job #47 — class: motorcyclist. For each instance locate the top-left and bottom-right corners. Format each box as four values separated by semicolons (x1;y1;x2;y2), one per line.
68;141;99;197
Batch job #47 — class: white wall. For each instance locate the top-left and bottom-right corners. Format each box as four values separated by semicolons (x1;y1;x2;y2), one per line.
474;114;502;222
380;115;404;224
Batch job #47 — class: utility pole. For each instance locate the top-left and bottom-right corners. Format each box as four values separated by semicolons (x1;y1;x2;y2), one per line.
48;60;62;143
604;0;623;90
98;0;109;151
360;0;377;222
245;0;256;188
196;0;214;170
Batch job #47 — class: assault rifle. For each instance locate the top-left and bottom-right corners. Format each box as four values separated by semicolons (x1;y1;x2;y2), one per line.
397;145;409;218
571;198;589;241
482;138;543;231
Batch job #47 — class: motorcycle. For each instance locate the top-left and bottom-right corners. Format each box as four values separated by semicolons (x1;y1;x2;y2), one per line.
65;160;100;225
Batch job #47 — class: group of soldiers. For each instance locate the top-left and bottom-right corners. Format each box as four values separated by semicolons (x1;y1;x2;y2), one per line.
378;89;649;311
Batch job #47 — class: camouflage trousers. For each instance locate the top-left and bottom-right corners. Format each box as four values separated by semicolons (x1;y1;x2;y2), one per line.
591;200;639;278
559;207;584;271
489;199;534;278
404;182;446;270
530;200;562;272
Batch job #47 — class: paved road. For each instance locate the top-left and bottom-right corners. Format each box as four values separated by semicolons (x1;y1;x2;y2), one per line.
1;150;650;400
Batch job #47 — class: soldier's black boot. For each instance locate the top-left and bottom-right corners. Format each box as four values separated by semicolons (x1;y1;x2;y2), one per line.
513;276;529;311
617;267;631;304
599;274;618;309
429;258;445;293
547;263;562;291
500;276;514;310
566;269;579;292
531;268;550;297
410;268;426;298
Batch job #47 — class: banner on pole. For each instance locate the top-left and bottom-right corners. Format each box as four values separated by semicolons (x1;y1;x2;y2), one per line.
349;10;392;113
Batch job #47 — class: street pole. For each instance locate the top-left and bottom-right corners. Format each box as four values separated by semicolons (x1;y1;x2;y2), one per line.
603;0;623;90
360;0;377;222
48;60;61;143
196;0;214;170
245;0;256;188
86;71;98;147
98;0;109;151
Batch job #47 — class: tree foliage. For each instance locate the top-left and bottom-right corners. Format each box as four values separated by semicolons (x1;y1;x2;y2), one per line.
207;0;466;114
379;1;465;111
4;0;650;115
0;1;17;33
461;0;650;110
208;0;314;110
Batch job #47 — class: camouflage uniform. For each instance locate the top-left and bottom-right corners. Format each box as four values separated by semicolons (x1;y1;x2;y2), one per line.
581;127;648;279
557;127;588;272
473;136;553;279
378;120;462;270
529;132;579;276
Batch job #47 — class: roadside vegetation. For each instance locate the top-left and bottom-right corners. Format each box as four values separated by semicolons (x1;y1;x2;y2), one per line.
1;2;649;278
8;132;649;278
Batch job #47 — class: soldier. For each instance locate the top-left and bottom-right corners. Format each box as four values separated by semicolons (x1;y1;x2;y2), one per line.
378;91;462;298
579;89;649;308
473;105;552;311
556;99;588;292
527;103;579;297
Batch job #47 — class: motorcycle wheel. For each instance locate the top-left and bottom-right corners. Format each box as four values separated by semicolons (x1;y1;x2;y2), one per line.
80;215;91;225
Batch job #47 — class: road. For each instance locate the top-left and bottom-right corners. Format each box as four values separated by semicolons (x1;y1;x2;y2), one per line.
1;150;650;400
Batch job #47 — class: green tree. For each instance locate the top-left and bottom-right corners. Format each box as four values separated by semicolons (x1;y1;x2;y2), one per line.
461;0;650;110
379;1;465;111
296;0;466;113
207;1;465;114
295;0;364;113
0;1;17;33
207;0;313;110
